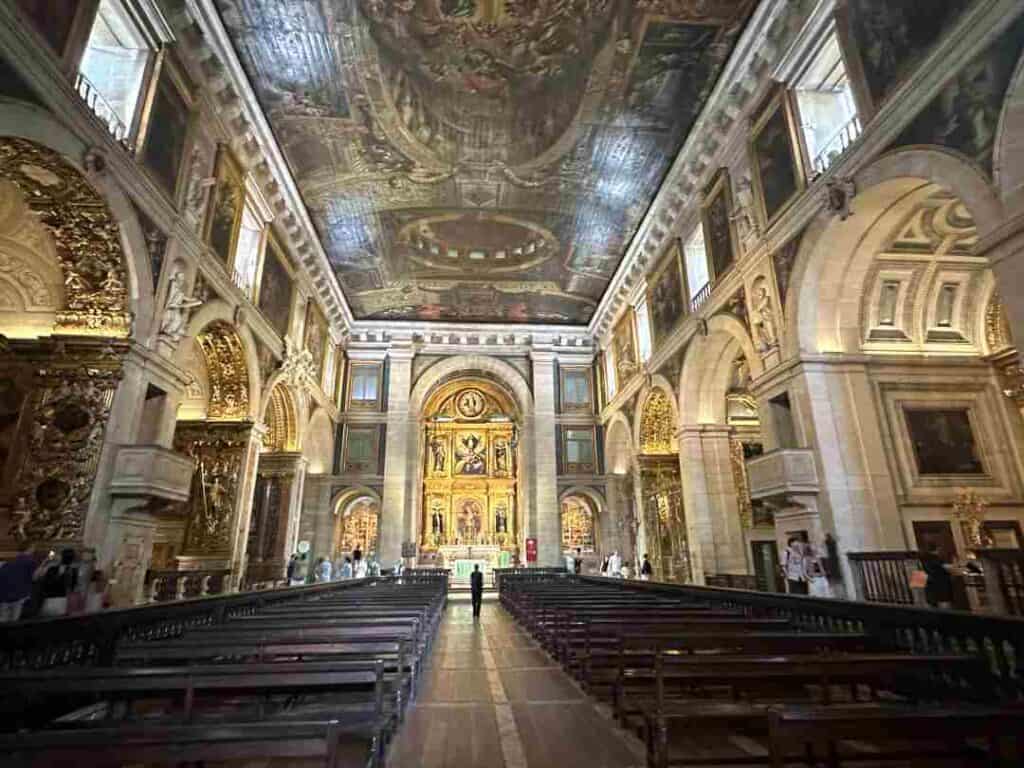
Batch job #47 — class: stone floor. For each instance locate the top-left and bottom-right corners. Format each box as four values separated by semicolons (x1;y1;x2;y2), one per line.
387;593;644;768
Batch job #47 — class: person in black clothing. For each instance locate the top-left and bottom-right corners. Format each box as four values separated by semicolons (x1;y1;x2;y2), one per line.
470;564;484;619
573;548;582;575
921;542;954;609
640;553;653;580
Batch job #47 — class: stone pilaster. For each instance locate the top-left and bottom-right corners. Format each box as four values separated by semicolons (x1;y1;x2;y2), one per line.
530;347;560;566
380;342;415;564
677;424;747;580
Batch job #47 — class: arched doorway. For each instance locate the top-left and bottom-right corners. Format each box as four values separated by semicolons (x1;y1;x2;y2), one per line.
334;495;380;557
560;495;597;553
419;377;519;576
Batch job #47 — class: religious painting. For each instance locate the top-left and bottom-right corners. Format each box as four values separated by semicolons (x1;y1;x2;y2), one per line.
454;432;487;476
841;0;973;107
343;426;379;474
15;0;80;55
612;310;639;390
455;496;485;544
303;300;328;386
562;427;596;474
256;234;293;339
426;431;450;477
204;146;244;266
216;0;756;324
749;91;805;226
702;169;737;280
559;366;593;415
624;21;720;132
894;15;1024;177
561;496;596;552
141;64;192;199
904;408;985;476
647;242;686;347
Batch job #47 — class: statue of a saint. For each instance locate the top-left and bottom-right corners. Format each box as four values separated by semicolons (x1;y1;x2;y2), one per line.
495;504;508;533
753;284;778;351
494;439;509;474
431;502;445;536
159;270;202;345
430;435;446;472
731;176;759;242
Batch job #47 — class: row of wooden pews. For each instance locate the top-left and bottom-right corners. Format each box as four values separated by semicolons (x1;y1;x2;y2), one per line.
0;576;446;768
502;575;1023;767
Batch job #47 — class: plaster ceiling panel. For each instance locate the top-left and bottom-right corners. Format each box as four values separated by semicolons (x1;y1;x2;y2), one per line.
215;0;757;324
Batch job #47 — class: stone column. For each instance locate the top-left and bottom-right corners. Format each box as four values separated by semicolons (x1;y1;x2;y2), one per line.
380;342;415;564
298;473;333;562
173;420;264;591
530;347;561;566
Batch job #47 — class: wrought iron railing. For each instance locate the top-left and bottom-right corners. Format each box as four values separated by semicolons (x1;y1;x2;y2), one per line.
75;72;131;147
689;281;712;314
811;113;862;175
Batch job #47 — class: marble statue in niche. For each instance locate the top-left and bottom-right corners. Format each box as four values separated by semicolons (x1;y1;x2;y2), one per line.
752;276;778;351
159;268;202;347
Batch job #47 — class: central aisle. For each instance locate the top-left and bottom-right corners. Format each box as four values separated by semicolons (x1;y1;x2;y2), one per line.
388;594;644;768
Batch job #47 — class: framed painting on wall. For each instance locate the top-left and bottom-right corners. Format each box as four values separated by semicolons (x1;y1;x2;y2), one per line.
256;234;294;339
702;168;738;280
303;300;328;387
647;241;685;346
612;309;639;389
140;60;193;200
204;145;245;266
749;89;806;226
904;408;984;476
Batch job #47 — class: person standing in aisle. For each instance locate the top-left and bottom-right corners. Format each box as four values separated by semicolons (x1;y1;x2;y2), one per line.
782;537;808;595
470;564;484;619
640;553;653;581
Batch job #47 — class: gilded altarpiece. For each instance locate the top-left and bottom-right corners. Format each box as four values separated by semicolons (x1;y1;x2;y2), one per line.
173;421;257;560
421;382;518;552
2;338;128;546
638;389;691;582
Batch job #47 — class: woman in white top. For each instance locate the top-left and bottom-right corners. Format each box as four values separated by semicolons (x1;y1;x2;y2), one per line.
782;538;808;595
354;558;368;579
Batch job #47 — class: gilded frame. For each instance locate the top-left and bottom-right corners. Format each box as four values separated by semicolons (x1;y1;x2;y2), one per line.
748;87;807;228
203;144;246;268
701;167;739;281
646;240;686;347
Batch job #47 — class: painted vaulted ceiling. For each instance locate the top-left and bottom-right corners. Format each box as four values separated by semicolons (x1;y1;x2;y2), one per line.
215;0;756;325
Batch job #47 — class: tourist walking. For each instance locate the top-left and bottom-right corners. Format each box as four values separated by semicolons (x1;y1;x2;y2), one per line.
640;553;653;581
573;547;583;575
340;557;354;580
355;556;368;579
607;550;622;578
286;554;298;584
0;542;38;622
600;555;610;575
470;563;484;619
39;549;78;618
316;556;333;582
782;537;808;595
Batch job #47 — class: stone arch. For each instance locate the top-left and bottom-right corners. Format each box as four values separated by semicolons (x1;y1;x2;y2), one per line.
604;411;633;475
636;385;679;454
0;104;155;341
192;320;251;421
331;487;381;557
786;149;1002;357
994;50;1024;213
179;298;262;420
302;406;334;474
410;355;533;417
262;381;301;452
678;314;761;425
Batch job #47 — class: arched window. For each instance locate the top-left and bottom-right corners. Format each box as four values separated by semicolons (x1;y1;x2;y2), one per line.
335;496;380;556
561;496;596;553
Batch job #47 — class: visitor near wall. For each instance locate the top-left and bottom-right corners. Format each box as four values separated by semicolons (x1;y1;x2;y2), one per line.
782;538;808;595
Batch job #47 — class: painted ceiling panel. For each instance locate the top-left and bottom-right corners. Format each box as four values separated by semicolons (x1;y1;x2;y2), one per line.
216;0;757;324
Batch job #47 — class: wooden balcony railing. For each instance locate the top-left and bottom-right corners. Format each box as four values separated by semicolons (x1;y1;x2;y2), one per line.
848;551;921;605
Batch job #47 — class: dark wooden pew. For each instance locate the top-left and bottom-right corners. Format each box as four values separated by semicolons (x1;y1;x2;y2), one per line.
1;719;380;768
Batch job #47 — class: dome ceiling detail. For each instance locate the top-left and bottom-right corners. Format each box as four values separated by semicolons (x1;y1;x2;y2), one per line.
216;0;756;324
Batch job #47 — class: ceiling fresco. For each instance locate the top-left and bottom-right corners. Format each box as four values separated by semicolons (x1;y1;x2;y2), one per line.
215;0;757;324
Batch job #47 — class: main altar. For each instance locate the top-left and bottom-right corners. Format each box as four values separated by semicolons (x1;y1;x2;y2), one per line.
419;379;520;572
